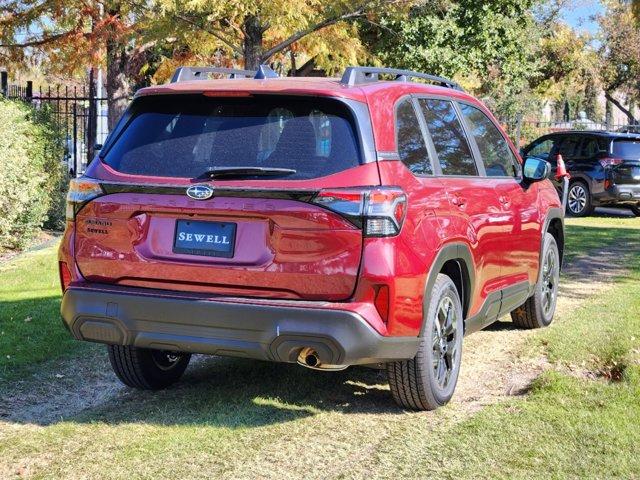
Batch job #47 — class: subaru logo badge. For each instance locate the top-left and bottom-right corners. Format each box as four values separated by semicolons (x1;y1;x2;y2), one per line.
186;184;214;200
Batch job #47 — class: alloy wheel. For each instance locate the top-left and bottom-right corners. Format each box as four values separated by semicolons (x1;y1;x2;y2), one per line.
431;296;460;390
568;184;587;214
541;247;559;317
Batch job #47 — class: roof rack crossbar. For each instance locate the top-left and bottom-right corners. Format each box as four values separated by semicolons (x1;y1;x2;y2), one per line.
170;67;257;83
340;66;463;91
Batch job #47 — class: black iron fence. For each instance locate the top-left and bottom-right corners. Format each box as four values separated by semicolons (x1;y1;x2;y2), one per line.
1;71;108;176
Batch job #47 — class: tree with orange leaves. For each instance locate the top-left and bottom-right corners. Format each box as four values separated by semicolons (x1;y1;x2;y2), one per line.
1;1;410;128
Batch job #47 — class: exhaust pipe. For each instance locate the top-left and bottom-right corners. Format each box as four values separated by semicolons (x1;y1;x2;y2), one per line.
296;347;348;371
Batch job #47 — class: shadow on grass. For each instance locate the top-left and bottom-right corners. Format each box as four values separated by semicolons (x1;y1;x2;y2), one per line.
564;224;640;262
72;356;399;429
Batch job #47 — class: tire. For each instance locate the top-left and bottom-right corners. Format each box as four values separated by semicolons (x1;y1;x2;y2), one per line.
566;180;593;217
387;274;464;411
511;233;560;329
630;205;640;217
107;345;191;390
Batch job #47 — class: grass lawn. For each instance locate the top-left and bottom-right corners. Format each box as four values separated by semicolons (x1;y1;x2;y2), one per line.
0;213;638;478
0;242;89;382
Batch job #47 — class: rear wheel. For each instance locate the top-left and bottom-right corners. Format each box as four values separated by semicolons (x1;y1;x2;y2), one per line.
567;180;593;217
630;205;640;217
511;233;560;329
108;345;191;390
387;274;463;411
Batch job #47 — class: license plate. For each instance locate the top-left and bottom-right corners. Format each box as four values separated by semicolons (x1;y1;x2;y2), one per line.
173;220;236;258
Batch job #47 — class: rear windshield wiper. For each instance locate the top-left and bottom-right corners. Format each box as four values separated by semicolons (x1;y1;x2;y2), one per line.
200;167;297;179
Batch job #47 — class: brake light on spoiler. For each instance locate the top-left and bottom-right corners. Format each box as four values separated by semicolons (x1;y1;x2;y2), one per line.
312;187;407;237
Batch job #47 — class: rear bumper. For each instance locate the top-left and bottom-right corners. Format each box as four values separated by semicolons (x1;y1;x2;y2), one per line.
593;184;640;205
60;285;419;366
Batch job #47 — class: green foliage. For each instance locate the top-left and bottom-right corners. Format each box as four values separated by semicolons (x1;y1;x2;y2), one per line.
598;1;640;109
0;99;65;251
366;0;543;118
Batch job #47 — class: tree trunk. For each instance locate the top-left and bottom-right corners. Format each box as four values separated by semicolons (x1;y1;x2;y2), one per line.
106;4;131;131
605;91;638;125
243;15;264;70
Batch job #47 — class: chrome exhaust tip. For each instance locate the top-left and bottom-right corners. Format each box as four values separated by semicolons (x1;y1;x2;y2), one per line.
296;347;348;371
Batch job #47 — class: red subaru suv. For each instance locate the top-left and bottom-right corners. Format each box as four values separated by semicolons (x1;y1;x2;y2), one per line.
59;66;564;410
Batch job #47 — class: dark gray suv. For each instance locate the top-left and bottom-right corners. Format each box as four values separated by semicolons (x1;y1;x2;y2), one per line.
523;131;640;216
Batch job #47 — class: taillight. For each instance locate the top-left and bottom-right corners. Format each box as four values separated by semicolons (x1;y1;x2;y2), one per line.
374;285;390;323
599;157;623;168
311;187;407;237
66;177;103;220
59;261;72;293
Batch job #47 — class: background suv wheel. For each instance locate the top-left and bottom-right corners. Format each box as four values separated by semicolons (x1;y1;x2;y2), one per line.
108;345;191;390
567;180;593;217
387;274;463;410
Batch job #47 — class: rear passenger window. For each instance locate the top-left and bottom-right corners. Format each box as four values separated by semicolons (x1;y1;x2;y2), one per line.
558;135;580;159
579;138;599;158
459;104;518;177
395;99;432;175
418;98;477;176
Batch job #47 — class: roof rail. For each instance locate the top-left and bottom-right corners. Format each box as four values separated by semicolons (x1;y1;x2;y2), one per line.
170;67;257;83
340;66;463;91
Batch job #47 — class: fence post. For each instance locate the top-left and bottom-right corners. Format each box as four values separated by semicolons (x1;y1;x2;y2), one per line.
72;103;78;177
1;71;7;97
25;80;33;102
87;68;97;161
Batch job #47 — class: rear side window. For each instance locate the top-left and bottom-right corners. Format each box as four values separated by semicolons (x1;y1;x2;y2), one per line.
459;104;518;177
395;99;432;175
418;98;477;176
578;137;600;158
102;95;362;179
612;139;640;159
557;135;580;159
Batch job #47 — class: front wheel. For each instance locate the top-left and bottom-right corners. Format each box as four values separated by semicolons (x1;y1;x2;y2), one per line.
566;181;593;217
387;274;464;410
108;345;191;390
511;233;560;329
630;204;640;217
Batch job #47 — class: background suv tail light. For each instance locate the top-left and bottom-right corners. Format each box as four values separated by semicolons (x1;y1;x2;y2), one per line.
311;187;407;237
66;177;104;220
599;157;623;168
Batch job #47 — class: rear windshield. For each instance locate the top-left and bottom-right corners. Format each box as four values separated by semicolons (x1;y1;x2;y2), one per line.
102;94;362;179
612;139;640;159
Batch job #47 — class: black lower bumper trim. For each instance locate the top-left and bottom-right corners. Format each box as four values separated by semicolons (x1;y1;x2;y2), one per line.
61;286;419;366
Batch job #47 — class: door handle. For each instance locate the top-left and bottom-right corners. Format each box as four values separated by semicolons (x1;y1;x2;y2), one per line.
499;195;511;207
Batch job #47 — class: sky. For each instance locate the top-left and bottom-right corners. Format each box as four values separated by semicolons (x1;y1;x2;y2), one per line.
561;0;606;34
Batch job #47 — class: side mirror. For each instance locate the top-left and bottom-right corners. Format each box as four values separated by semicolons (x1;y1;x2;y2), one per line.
523;157;551;182
94;143;103;151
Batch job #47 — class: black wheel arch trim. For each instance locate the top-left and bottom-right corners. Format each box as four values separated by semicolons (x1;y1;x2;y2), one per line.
420;242;475;336
539;207;565;282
